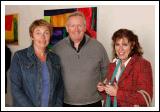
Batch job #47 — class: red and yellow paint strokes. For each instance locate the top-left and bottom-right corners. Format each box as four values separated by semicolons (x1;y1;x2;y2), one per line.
5;14;18;44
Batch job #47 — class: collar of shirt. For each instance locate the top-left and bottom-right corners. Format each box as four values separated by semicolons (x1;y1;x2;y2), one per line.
113;57;132;67
69;36;86;53
113;57;131;81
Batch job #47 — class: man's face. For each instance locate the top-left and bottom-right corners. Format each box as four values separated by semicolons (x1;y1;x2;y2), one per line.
66;16;86;42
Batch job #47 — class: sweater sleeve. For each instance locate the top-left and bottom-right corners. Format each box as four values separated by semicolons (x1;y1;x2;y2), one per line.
99;43;110;80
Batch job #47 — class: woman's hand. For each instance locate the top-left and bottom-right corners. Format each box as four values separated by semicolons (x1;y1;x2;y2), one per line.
97;82;105;92
104;82;118;96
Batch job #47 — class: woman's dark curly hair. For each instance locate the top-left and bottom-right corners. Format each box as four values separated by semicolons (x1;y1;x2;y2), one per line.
112;28;143;59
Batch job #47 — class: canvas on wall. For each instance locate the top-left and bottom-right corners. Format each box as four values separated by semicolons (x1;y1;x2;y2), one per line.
44;7;97;48
5;14;18;45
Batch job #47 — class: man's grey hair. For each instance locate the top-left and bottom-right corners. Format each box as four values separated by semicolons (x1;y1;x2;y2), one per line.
66;11;86;26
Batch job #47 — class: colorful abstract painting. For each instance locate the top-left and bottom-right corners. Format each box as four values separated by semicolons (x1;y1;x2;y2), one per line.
44;7;97;47
5;14;18;44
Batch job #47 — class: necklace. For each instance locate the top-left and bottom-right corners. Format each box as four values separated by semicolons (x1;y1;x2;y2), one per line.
35;51;46;62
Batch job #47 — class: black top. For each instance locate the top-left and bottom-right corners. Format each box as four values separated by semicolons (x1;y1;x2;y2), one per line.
69;36;86;53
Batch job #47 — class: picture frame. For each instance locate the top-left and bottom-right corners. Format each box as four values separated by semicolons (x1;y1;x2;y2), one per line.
5;14;18;45
44;7;97;48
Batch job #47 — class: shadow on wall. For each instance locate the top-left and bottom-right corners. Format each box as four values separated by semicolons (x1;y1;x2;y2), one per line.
5;70;13;107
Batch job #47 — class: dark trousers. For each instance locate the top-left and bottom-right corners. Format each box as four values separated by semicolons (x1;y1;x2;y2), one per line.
63;100;102;107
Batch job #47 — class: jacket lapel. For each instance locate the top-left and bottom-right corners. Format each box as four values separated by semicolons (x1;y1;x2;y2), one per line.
118;55;138;84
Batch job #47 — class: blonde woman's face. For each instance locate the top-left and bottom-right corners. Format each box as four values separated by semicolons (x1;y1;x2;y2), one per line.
32;26;50;50
115;37;132;63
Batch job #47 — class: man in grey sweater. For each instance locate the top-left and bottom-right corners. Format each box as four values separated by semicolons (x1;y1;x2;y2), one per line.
52;11;109;107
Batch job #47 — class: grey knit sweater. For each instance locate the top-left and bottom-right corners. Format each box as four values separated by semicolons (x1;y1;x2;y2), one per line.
52;35;109;105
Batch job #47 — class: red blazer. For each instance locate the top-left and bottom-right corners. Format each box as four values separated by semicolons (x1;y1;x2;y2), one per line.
103;55;153;107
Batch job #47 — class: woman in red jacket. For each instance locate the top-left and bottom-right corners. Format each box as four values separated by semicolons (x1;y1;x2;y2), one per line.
97;29;153;107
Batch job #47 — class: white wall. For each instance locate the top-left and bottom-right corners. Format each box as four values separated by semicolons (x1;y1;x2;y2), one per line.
5;5;155;106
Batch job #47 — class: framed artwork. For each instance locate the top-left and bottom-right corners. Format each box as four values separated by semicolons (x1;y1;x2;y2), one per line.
44;7;97;48
5;14;18;45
